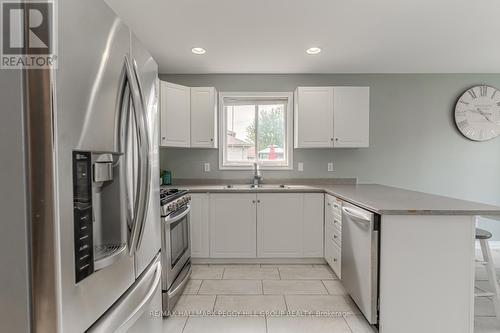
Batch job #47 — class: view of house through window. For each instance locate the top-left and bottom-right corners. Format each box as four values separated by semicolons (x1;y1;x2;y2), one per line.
221;94;292;169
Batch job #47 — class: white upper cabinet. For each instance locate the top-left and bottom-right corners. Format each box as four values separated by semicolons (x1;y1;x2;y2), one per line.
190;87;217;148
294;87;334;148
333;87;369;147
294;86;370;148
160;81;191;147
160;82;218;148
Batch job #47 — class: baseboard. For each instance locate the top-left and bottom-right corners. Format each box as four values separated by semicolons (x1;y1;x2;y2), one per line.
191;257;327;265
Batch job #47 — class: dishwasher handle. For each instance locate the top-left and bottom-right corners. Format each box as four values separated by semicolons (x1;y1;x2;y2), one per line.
342;206;371;223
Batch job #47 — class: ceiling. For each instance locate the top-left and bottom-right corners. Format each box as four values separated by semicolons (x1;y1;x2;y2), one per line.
105;0;500;74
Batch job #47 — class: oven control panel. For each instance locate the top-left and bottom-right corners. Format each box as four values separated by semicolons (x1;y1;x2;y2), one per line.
161;194;191;217
72;151;94;283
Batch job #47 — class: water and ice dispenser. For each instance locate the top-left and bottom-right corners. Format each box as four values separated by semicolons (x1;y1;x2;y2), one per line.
72;151;127;283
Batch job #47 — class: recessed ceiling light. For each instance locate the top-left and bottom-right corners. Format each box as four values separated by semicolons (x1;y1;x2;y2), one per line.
306;47;321;55
191;47;206;55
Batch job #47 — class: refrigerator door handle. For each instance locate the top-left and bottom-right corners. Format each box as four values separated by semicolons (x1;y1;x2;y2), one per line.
125;56;151;255
87;254;162;333
131;59;151;252
120;84;133;230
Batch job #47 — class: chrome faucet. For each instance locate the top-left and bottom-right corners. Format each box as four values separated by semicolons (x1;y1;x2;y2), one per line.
253;162;263;187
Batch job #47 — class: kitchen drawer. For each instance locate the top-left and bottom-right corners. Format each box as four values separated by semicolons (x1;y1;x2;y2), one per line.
325;209;342;232
325;217;341;247
327;222;341;246
324;229;341;279
324;235;334;267
332;199;342;216
332;213;342;231
330;239;341;279
332;226;341;247
325;194;342;219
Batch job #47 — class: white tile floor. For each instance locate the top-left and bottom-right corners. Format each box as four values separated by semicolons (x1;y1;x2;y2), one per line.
162;252;500;333
163;264;374;333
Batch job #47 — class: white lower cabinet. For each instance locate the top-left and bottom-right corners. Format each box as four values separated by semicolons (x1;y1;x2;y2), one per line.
193;192;325;259
209;193;257;258
302;194;325;257
189;194;210;258
256;193;324;258
257;194;303;257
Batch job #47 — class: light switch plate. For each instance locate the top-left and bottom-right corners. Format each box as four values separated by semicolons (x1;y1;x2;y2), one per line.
297;162;304;172
327;162;334;172
204;163;210;172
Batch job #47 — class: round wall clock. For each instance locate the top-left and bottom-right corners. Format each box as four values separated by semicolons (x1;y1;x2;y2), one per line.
455;85;500;141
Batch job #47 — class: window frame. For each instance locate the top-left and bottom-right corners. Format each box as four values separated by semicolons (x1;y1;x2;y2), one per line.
218;92;294;170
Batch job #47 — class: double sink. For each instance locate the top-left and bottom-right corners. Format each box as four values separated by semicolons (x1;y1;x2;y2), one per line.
223;184;290;190
220;184;323;192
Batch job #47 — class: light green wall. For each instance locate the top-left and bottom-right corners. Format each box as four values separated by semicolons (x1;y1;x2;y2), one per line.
159;74;500;239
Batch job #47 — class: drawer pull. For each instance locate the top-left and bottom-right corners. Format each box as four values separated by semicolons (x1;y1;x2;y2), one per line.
333;258;338;262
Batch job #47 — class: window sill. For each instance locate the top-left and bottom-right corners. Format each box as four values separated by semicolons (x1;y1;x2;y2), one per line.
219;164;293;171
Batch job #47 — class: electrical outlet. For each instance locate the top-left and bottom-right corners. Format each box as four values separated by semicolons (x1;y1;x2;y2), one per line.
297;162;304;172
327;162;334;172
204;163;210;172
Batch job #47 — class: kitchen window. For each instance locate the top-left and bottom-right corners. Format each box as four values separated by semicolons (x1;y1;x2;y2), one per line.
219;92;293;170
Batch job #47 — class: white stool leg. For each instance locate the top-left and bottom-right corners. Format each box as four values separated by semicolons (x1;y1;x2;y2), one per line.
479;238;500;320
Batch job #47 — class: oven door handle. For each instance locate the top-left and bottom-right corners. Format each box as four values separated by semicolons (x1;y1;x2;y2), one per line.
165;204;191;225
168;264;192;297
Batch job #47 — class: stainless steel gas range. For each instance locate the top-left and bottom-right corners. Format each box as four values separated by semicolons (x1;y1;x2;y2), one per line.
160;187;192;315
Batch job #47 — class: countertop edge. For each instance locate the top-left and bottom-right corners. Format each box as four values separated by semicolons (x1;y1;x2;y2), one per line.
169;184;500;216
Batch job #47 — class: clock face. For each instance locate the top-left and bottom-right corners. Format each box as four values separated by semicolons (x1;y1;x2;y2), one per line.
455;85;500;141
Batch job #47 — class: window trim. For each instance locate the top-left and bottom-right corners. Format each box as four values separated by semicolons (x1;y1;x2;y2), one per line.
218;92;294;170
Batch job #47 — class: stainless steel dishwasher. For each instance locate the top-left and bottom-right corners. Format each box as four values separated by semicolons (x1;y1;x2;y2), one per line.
341;202;380;324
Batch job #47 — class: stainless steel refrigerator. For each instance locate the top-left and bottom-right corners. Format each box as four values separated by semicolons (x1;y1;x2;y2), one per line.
0;0;163;332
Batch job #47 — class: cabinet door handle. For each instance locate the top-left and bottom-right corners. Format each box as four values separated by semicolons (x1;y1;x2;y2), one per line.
333;258;338;262
210;138;214;141
257;200;261;203
330;138;334;141
252;200;256;203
